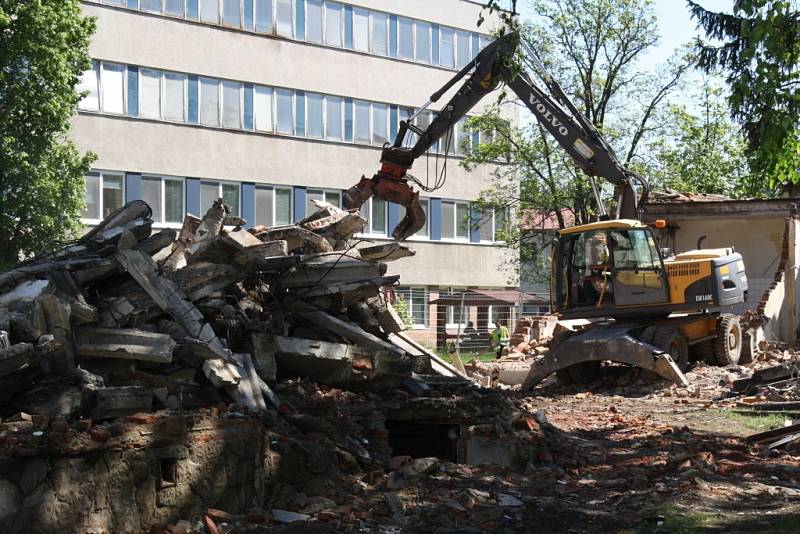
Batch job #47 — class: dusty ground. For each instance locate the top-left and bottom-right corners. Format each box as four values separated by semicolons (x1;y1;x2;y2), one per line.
520;383;800;533
217;366;800;534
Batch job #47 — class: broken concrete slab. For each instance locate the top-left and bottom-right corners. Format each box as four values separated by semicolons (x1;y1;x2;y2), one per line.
358;243;416;262
275;336;356;384
75;327;175;362
89;386;153;419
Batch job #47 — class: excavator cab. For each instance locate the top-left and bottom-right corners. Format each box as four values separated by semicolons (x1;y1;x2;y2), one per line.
552;221;670;318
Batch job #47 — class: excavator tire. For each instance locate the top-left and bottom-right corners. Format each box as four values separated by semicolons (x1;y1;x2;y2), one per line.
551;331;603;385
714;314;742;366
641;325;689;371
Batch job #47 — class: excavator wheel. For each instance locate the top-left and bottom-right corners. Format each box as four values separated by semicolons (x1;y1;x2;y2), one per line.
550;331;603;385
714;314;742;366
641;325;689;371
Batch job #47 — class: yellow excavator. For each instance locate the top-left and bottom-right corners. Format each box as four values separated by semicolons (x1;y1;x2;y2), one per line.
343;32;748;387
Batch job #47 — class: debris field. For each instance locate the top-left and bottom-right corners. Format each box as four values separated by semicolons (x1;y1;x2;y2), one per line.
0;199;799;533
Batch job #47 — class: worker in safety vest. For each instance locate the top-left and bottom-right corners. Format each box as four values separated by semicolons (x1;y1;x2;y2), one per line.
490;320;510;359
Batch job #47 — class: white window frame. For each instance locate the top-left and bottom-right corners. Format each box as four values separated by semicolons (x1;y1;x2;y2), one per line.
275;87;295;135
254;184;293;227
369;10;388;56
77;61;100;112
100;62;126;115
221;80;243;129
305;91;325;139
395;286;427;329
324;94;343;140
444;287;468;329
141;174;185;228
221;0;243;28
254;0;274;33
305;0;324;43
82;170;126;225
275;0;294;37
441;200;470;242
139;67;162;120
358;197;388;237
201;179;241;217
414;21;431;64
397;16;414;60
323;0;343;47
163;0;187;18
199;76;221;127
254;85;274;132
307;188;341;213
163;70;188;123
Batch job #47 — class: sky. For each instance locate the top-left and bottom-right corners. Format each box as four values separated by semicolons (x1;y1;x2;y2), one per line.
517;0;735;69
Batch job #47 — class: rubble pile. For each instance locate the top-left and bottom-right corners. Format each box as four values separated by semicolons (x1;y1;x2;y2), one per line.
0;198;427;423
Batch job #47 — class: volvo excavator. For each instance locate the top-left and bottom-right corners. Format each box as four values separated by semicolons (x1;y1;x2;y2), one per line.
344;32;749;388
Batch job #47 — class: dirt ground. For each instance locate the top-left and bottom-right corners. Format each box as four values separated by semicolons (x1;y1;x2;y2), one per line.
223;367;800;534
519;384;800;533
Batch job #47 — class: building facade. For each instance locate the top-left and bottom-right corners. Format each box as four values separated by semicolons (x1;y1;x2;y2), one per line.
73;0;519;339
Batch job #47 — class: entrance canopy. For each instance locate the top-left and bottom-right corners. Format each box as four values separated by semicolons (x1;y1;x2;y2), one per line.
428;289;545;307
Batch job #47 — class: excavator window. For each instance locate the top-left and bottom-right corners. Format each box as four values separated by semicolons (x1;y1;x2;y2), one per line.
568;230;612;307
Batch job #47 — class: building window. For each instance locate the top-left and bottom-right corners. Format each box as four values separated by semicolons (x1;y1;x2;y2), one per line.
201;180;240;216
307;188;340;214
306;92;324;138
306;0;323;43
77;61;100;111
165;0;185;17
440;27;455;69
354;99;370;144
275;0;292;37
324;1;342;47
254;86;273;131
255;0;273;32
164;72;186;122
100;63;125;114
358;197;387;236
414;21;430;64
370;11;388;56
141;0;161;13
83;171;124;221
222;81;242;128
371;103;388;145
255;185;292;227
325;95;342;140
275;88;293;134
456;30;471;69
441;200;469;240
200;77;220;126
222;0;241;27
395;287;427;328
353;7;369;52
398;17;413;60
140;68;161;119
142;175;185;224
456;118;471;155
397;198;429;238
200;0;219;23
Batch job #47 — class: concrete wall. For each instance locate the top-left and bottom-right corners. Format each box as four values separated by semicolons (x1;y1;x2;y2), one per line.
73;1;519;290
0;413;265;534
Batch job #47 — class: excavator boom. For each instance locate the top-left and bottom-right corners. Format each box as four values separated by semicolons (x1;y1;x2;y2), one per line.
344;31;647;240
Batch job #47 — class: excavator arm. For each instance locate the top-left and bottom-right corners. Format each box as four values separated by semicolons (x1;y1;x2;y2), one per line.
343;31;648;240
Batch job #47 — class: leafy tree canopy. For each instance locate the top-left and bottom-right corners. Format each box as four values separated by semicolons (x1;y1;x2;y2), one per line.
0;0;96;268
688;0;800;184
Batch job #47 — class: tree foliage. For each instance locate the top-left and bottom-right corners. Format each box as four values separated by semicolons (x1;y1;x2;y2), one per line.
0;0;96;267
687;0;800;184
646;80;763;198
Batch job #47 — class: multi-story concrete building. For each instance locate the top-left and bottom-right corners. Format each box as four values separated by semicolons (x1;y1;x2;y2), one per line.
74;0;518;338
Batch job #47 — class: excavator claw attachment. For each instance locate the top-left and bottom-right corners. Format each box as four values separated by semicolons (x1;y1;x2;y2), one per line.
343;173;426;241
521;326;689;390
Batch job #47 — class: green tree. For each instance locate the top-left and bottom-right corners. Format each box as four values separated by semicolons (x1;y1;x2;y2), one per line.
466;0;689;285
647;80;763;198
687;0;800;184
0;0;96;267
